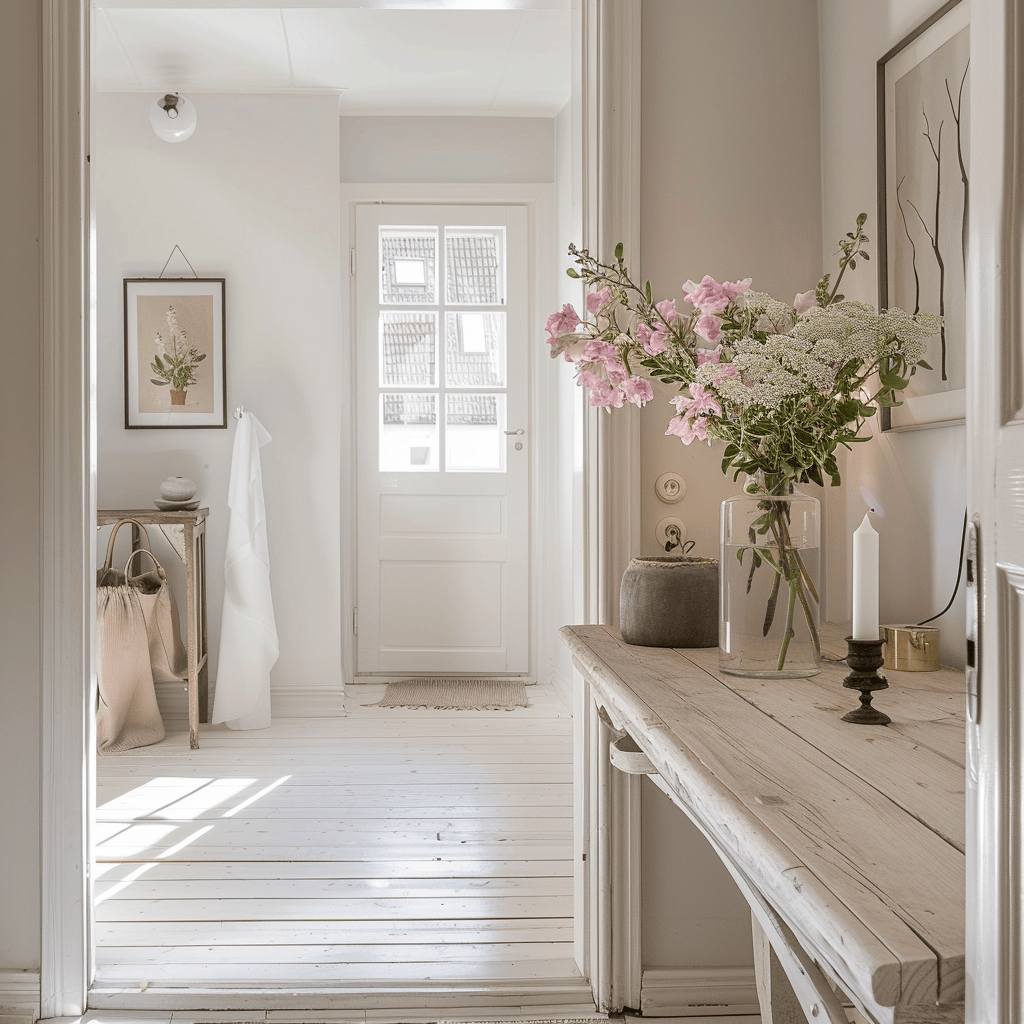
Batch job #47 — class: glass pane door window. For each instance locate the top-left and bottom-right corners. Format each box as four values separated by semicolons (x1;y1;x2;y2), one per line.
377;225;507;473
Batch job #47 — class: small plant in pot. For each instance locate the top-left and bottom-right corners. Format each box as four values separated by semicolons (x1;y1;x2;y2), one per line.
149;304;205;406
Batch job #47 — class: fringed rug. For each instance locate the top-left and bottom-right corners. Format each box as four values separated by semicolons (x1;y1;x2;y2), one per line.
369;678;531;711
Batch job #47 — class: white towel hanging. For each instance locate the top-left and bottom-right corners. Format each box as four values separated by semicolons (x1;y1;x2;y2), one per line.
212;410;279;730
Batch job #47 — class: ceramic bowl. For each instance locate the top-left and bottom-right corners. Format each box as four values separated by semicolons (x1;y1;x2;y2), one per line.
154;498;201;511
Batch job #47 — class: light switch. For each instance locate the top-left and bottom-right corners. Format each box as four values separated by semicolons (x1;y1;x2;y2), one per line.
655;472;686;503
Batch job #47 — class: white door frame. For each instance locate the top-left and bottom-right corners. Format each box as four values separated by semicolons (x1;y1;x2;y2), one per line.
965;1;1024;1018
40;0;93;1016
341;184;554;684
40;0;641;1014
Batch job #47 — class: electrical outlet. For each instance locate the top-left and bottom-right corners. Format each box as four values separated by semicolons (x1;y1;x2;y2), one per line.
655;516;687;551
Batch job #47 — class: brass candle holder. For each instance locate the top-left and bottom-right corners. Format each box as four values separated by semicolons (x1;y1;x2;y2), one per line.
841;637;891;726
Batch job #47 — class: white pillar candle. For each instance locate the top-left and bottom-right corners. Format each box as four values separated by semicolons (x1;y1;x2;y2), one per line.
852;513;879;640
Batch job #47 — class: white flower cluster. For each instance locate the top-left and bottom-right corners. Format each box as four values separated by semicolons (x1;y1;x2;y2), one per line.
706;334;838;411
790;301;928;364
741;292;797;334
879;307;942;362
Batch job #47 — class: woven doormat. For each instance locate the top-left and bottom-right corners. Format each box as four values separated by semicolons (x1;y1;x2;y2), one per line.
369;678;530;710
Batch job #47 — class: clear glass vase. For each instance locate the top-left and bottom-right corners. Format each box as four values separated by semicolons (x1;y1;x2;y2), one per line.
719;482;821;678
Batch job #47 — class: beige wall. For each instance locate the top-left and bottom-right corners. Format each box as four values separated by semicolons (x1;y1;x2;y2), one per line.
819;0;966;665
0;0;42;971
638;0;824;567
636;0;823;970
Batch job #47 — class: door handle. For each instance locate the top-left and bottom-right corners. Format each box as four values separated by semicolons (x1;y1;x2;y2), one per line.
504;428;524;435
966;516;980;723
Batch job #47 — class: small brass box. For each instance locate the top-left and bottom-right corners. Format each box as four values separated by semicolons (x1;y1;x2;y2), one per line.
881;624;941;672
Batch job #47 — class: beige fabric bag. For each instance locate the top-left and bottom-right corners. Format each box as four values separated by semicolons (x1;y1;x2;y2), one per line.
96;578;165;753
98;519;187;685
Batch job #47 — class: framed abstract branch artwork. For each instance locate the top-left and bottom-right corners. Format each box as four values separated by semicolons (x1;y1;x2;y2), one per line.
124;278;227;428
877;0;969;430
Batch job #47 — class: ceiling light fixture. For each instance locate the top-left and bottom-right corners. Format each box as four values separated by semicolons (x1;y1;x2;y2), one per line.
150;92;197;143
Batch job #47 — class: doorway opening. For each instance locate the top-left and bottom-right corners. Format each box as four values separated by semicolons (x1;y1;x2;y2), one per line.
86;0;583;1011
41;2;643;1016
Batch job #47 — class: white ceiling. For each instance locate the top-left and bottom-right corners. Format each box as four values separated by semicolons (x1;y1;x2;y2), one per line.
94;2;573;116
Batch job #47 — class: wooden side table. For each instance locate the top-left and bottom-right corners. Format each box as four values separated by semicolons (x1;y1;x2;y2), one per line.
98;508;210;749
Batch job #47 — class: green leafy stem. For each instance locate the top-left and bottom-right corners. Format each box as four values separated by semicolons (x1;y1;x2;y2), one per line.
739;495;820;671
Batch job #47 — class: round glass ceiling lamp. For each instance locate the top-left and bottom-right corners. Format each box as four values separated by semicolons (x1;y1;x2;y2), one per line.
149;93;197;143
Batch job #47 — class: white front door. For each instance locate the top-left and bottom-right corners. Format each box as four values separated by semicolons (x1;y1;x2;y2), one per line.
355;204;530;675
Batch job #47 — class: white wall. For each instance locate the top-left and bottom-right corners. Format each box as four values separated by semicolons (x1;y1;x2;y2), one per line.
0;0;41;972
339;116;555;184
94;93;345;703
819;0;967;666
636;0;823;973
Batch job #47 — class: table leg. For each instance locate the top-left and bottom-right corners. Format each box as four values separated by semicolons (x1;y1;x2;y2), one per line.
184;522;199;749
198;526;209;724
753;912;814;1023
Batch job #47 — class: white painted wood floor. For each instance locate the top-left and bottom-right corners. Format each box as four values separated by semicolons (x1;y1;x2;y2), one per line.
92;681;593;1017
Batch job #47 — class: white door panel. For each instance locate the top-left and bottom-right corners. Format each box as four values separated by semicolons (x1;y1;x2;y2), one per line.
966;2;1024;1018
380;562;504;647
356;204;529;675
381;495;503;536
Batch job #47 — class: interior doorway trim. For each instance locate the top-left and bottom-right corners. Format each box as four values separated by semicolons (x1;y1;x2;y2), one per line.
40;0;92;1017
338;182;556;689
575;0;643;1013
39;0;639;1016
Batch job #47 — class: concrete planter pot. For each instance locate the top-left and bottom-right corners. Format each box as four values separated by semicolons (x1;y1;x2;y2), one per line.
619;555;719;648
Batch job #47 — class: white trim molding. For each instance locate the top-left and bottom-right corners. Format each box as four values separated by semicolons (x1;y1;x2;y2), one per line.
0;971;41;1024
966;1;1024;1021
40;0;92;1018
573;0;643;1012
580;0;642;628
640;966;759;1018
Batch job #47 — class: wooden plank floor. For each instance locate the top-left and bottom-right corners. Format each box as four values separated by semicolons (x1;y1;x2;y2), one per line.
92;681;591;1014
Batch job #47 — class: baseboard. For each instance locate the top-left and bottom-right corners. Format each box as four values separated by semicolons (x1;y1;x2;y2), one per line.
546;665;574;711
0;970;40;1024
87;974;595;1013
156;680;346;722
640;966;759;1017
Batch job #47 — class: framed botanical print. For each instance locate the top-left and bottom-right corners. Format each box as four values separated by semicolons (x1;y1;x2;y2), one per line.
124;278;227;428
877;0;969;430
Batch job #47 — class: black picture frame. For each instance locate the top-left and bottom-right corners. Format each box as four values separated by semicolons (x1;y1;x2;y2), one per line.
877;0;969;431
124;277;227;429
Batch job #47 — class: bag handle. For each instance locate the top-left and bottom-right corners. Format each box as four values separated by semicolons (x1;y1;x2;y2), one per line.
124;547;167;581
102;518;152;572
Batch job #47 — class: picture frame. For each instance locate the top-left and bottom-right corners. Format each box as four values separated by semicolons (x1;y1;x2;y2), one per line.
124;278;227;429
877;0;969;431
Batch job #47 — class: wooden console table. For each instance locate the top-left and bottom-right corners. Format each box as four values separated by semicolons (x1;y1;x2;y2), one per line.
98;508;209;749
561;624;965;1024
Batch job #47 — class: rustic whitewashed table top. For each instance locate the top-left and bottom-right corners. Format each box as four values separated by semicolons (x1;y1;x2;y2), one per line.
560;623;965;1023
